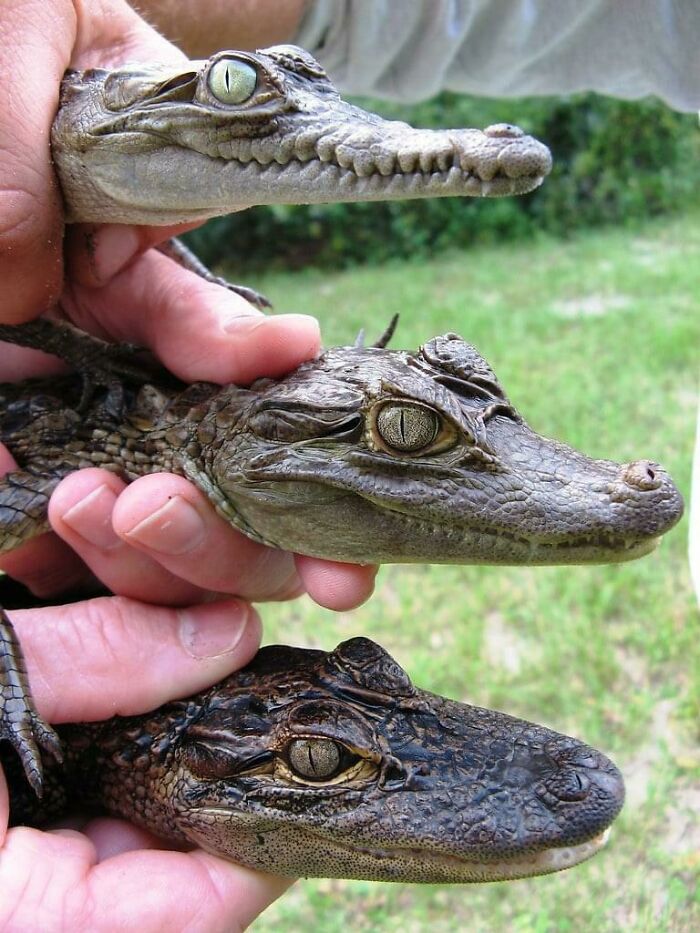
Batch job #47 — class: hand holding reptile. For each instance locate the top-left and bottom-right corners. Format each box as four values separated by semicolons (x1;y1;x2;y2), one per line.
0;591;292;930
0;0;376;612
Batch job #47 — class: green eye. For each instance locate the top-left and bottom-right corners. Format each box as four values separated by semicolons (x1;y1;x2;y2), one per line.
376;403;440;453
208;59;257;104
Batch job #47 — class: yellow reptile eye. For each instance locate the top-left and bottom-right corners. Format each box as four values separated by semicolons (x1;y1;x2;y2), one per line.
208;59;257;104
376;402;439;453
287;738;342;781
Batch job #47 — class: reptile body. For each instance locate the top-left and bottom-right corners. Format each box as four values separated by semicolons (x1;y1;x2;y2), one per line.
3;636;625;884
0;320;683;795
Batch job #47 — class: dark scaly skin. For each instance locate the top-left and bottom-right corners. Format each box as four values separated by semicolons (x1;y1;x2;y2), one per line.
0;319;684;793
2;637;625;883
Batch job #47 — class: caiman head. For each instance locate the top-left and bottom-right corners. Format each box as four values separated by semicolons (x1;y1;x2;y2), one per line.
51;45;552;224
204;332;683;565
142;638;625;883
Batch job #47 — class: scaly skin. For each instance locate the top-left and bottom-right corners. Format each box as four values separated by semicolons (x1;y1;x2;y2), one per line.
0;320;683;565
0;319;682;795
2;637;625;883
51;45;553;225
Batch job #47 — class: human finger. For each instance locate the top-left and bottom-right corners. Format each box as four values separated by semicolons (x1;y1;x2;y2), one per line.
61;249;321;384
48;470;205;605
9;595;261;723
110;473;305;602
0;828;291;932
0;445;95;597
0;0;74;323
295;555;379;610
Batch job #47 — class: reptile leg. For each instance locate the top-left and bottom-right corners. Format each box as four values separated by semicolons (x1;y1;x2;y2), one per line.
158;238;272;310
0;470;63;554
0;470;70;795
0;319;159;386
0;605;62;796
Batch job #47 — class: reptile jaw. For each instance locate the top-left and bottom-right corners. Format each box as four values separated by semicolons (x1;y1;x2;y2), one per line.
188;809;611;882
314;827;613;883
216;155;548;204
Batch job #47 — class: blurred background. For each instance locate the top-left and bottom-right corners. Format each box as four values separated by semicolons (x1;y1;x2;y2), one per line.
187;92;700;933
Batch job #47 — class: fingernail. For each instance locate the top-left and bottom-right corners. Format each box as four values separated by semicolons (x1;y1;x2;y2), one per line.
221;311;318;335
62;484;121;551
123;495;206;555
179;601;252;659
93;225;141;282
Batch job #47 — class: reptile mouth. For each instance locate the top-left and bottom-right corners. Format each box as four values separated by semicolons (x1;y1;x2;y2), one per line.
221;155;548;199
190;808;611;882
362;503;664;564
339;827;612;882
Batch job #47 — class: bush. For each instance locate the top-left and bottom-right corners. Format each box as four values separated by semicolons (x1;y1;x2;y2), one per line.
184;93;700;271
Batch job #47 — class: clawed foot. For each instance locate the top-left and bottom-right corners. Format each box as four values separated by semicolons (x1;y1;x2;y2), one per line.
219;280;272;310
0;704;63;797
158;238;272;310
1;607;63;796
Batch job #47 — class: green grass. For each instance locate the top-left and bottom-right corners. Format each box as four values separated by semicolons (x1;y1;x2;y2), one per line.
223;210;700;932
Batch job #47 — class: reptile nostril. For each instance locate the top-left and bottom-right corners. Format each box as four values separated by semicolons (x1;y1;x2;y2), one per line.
622;460;663;491
542;767;591;802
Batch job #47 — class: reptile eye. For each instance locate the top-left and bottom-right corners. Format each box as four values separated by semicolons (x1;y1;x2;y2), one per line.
376;402;439;453
208;59;257;104
287;738;345;781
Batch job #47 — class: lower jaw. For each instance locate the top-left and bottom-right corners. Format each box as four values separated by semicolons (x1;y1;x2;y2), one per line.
323;828;612;883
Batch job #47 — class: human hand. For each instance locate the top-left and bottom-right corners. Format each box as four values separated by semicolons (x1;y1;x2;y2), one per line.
0;593;292;932
0;0;378;611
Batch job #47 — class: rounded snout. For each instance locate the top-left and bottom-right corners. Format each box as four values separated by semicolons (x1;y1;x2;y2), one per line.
537;744;625;839
607;459;684;538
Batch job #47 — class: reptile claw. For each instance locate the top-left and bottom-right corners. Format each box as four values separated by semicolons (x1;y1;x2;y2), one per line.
225;282;273;310
1;605;63;797
2;712;63;798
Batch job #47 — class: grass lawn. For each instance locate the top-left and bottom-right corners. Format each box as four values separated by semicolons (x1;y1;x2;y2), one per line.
224;209;700;933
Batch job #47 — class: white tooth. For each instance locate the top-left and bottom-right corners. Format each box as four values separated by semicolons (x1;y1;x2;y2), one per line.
372;150;396;176
334;144;355;169
397;150;417;173
316;135;340;162
250;139;275;164
352;151;375;176
294;128;323;158
231;139;252;162
435;151;451;171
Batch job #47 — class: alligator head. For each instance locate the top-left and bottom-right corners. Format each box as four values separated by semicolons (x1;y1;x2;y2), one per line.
202;332;683;564
69;638;623;882
51;45;552;224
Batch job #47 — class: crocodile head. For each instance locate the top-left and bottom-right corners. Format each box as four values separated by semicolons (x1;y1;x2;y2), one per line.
149;638;624;882
51;45;552;224
206;333;683;565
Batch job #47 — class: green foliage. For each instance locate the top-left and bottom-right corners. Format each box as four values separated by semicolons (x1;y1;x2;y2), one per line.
185;93;699;270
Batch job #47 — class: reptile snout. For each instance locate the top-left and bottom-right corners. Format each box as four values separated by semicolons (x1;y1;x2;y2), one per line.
605;459;684;535
538;745;625;814
495;135;553;179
